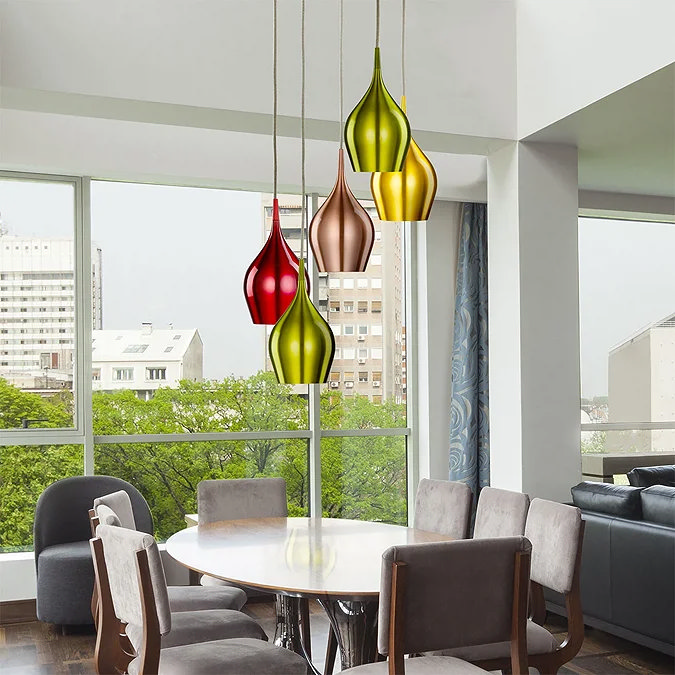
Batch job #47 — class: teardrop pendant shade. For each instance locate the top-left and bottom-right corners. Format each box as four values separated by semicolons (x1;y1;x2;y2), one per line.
344;48;411;173
371;97;438;221
244;198;309;325
269;260;336;384
309;149;375;272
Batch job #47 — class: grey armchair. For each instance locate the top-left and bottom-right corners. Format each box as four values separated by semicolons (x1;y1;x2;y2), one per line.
34;475;153;628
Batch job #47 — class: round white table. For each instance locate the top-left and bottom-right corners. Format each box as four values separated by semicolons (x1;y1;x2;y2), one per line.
166;516;452;671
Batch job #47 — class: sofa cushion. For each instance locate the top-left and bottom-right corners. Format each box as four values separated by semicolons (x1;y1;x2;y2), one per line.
571;482;643;519
627;465;675;488
640;485;675;527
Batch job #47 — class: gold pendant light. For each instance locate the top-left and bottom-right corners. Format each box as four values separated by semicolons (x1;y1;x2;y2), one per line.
269;0;335;385
309;0;374;272
371;0;437;221
344;0;410;172
371;97;437;221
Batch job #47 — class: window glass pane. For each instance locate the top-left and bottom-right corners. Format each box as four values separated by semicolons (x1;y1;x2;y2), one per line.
0;444;84;551
0;177;77;428
581;429;675;459
95;440;308;540
322;206;406;424
320;436;407;524
579;218;674;433
90;183;308;430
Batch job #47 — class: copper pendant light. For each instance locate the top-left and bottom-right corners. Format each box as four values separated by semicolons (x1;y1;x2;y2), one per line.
243;0;303;325
344;0;410;172
269;0;335;385
309;0;374;272
371;0;437;221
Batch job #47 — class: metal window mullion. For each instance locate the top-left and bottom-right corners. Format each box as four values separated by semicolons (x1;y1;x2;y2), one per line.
76;178;95;474
581;422;675;431
307;192;322;518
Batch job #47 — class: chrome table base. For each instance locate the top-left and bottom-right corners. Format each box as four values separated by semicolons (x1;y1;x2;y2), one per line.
318;597;379;671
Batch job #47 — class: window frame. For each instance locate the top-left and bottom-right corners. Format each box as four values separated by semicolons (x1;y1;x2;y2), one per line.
0;180;415;530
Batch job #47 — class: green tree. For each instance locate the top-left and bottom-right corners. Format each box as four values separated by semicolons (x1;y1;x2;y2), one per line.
0;379;80;549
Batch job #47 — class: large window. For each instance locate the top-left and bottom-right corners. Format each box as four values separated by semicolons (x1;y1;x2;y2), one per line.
579;217;675;464
0;176;413;549
0;176;79;429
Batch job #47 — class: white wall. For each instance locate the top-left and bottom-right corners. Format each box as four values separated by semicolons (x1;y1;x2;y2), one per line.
487;141;582;500
517;0;675;137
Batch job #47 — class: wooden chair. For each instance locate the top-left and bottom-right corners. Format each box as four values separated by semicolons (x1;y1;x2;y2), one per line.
324;478;475;674
90;507;271;674
94;491;247;611
343;536;531;674
92;523;307;674
472;486;530;539
436;498;585;675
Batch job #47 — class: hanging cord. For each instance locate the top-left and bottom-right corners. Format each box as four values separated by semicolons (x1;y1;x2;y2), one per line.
273;0;278;199
300;0;306;262
339;0;344;148
376;0;380;48
401;0;406;98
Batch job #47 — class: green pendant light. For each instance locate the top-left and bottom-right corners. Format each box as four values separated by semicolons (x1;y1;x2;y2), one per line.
344;0;410;172
269;0;335;385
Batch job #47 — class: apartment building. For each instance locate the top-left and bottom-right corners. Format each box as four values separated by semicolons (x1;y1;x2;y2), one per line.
262;195;404;403
0;235;102;391
92;324;203;400
608;313;675;452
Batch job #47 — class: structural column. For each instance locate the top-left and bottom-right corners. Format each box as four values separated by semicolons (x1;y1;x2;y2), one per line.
487;141;581;501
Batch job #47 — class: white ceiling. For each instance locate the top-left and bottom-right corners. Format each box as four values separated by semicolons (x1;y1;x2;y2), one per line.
527;63;675;200
0;1;673;206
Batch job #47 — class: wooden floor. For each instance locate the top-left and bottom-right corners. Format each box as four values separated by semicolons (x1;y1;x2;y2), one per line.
1;601;673;674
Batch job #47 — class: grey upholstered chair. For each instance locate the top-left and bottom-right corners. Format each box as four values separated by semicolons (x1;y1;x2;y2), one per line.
34;475;153;628
343;536;532;674
196;477;287;591
94;524;307;674
413;478;473;538
430;498;585;675
472;486;530;539
94;490;246;612
196;477;316;659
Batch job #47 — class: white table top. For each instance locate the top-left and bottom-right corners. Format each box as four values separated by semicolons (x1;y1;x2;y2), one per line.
166;516;452;600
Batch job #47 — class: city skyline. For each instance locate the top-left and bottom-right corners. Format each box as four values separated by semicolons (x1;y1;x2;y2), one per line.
2;177;674;397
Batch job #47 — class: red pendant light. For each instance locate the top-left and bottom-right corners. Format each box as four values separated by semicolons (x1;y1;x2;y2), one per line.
244;198;309;324
243;0;307;325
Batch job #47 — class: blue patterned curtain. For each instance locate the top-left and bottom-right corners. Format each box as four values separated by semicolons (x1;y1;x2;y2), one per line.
449;203;489;500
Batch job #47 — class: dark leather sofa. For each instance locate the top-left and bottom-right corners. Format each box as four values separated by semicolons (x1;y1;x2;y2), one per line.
546;466;675;656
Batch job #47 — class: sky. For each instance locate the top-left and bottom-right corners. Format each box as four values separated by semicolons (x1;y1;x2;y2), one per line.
1;177;674;395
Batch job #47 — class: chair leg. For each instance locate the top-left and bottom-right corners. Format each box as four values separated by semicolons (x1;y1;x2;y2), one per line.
324;627;338;675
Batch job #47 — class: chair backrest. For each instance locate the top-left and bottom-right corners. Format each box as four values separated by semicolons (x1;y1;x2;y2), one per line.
377;537;531;673
34;475;154;561
413;478;472;538
96;523;171;671
197;477;288;525
473;487;530;539
94;490;137;529
524;498;582;594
